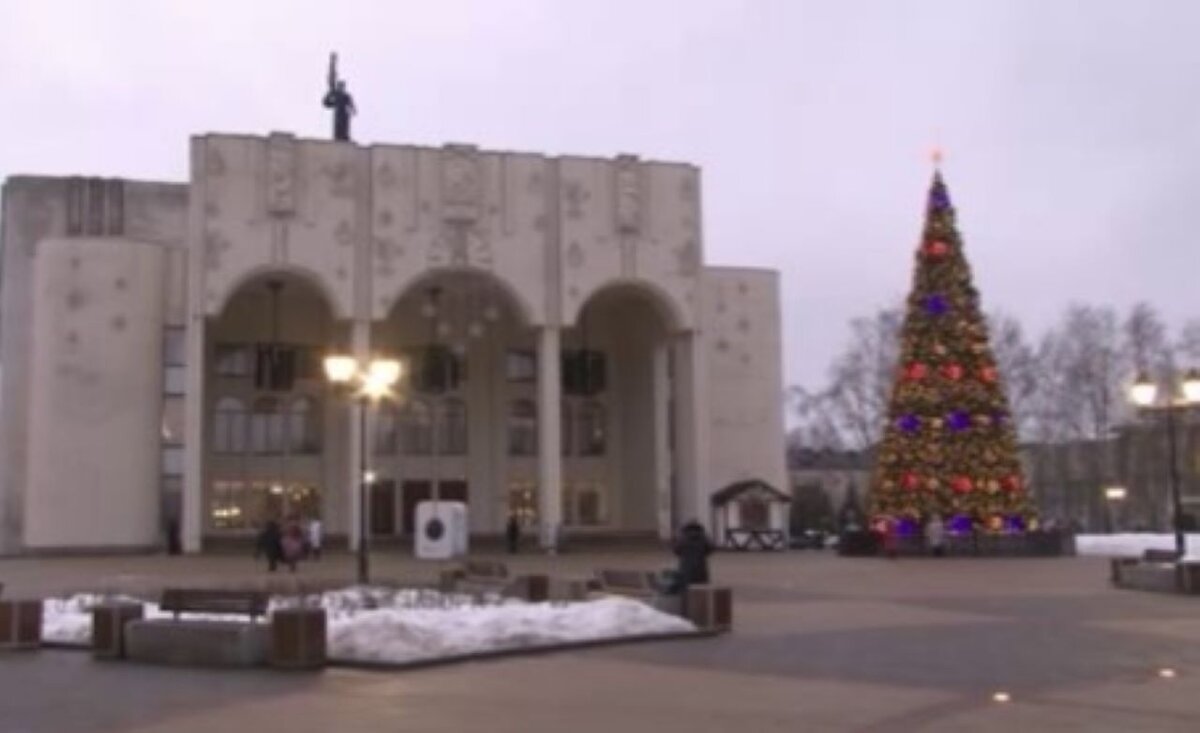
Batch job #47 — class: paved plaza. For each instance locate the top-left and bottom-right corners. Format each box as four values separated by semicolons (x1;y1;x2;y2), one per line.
2;549;1200;731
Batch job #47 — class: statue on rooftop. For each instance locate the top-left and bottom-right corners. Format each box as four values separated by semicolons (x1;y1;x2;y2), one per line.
323;52;356;142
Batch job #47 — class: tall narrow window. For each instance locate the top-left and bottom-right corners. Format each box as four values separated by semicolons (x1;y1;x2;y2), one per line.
401;399;433;455
508;399;538;456
375;404;399;455
579;401;607;456
250;397;286;454
440;398;468;455
215;344;251;378
212;397;247;454
287;396;319;454
163;328;186;395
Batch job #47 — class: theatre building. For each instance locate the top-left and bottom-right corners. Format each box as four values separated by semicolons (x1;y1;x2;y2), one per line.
0;132;786;553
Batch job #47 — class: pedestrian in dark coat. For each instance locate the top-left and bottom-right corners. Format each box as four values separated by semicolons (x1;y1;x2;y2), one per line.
672;520;714;592
505;514;521;555
258;519;284;573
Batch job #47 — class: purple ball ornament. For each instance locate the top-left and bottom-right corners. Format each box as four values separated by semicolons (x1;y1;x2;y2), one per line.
1004;515;1025;533
929;184;952;211
947;411;972;432
948;514;973;535
923;294;949;317
897;414;921;434
895;517;920;537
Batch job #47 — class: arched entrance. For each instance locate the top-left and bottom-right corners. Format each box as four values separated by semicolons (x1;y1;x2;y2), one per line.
371;269;533;538
202;272;340;540
568;282;681;538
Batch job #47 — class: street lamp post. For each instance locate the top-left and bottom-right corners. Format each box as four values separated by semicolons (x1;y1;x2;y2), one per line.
1103;486;1127;534
1129;369;1200;558
324;355;402;585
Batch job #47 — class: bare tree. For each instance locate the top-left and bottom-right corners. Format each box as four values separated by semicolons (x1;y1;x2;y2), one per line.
1036;304;1125;442
986;310;1039;440
1121;301;1172;380
799;306;903;450
1177;318;1200;365
786;386;845;451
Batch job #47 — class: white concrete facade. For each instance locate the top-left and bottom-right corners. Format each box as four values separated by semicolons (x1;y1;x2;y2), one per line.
0;133;786;553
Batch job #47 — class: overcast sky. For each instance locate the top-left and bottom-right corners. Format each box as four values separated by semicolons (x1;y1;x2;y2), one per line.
2;0;1198;391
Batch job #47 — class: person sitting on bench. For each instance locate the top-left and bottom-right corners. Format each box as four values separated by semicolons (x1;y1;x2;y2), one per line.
664;520;714;595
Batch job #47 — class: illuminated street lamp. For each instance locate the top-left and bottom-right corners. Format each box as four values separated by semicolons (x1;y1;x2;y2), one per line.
324;354;403;584
1103;486;1127;534
1128;369;1200;558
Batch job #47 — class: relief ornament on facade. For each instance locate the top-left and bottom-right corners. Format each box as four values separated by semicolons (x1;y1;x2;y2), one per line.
614;155;642;234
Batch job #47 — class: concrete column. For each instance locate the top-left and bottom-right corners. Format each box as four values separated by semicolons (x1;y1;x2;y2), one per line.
671;331;710;533
652;340;672;540
347;318;370;551
537;326;563;550
182;313;205;553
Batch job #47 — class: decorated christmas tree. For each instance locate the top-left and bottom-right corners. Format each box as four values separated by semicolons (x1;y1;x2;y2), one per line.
868;162;1035;535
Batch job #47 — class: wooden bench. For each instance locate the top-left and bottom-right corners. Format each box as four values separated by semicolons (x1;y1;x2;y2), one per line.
593;569;680;615
159;588;270;619
453;560;512;596
125;588;272;667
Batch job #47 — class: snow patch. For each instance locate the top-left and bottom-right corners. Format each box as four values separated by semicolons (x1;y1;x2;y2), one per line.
40;587;696;663
1076;533;1200;561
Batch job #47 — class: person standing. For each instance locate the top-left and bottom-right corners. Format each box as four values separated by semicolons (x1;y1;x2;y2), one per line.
505;514;521;555
925;513;946;557
307;516;323;561
671;520;714;593
281;521;304;573
258;519;283;573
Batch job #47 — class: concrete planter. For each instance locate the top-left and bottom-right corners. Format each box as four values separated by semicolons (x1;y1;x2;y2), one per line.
685;586;732;632
0;599;42;650
270;607;327;670
92;602;144;659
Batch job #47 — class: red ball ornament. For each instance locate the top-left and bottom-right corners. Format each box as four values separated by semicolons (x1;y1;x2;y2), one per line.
924;240;950;258
942;363;964;381
951;476;973;493
901;472;920;491
980;365;998;383
905;363;929;381
1001;475;1023;492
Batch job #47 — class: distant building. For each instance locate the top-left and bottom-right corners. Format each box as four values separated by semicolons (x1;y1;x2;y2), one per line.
1021;414;1200;531
787;445;874;528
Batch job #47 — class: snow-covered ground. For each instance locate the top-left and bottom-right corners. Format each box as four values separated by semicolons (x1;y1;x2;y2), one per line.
42;587;695;664
1075;533;1200;561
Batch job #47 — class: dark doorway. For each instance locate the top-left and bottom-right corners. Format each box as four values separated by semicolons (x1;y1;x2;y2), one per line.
370;480;397;536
